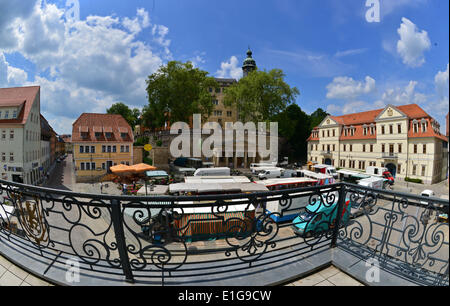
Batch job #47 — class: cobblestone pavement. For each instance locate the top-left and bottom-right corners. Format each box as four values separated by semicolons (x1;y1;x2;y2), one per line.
392;179;449;199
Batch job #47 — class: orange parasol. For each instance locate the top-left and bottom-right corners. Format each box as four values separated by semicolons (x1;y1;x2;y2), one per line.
110;164;133;174
128;163;157;174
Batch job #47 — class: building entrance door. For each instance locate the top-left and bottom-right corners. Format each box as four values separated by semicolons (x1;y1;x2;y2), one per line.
386;163;397;177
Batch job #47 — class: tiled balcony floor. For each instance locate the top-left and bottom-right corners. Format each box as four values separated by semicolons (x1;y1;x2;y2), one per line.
284;265;364;286
0;255;53;286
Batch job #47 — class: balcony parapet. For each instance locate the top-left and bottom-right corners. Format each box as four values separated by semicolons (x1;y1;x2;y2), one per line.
0;179;448;286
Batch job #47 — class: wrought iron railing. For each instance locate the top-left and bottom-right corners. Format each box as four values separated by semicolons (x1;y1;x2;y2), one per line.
0;179;448;286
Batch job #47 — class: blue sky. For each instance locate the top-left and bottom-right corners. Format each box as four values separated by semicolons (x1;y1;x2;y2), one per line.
0;0;448;134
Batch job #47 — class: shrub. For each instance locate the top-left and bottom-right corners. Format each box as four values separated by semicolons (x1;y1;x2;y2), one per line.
405;177;423;184
156;140;162;147
144;157;153;165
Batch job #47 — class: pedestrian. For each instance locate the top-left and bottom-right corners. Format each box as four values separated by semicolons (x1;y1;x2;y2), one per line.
123;183;127;195
100;182;103;194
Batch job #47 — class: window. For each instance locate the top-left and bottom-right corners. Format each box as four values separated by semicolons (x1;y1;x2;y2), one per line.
327;130;330;137
389;125;393;134
1;130;5;140
381;125;385;135
227;111;232;117
398;144;402;153
333;129;336;137
1;153;5;162
80;163;85;170
121;133;128;139
80;146;84;153
382;144;385;153
9;130;14;140
209;87;213;93
413;123;418;133
414;144;417;154
343;145;346;152
215;88;221;93
370;144;374;152
91;146;95;153
398;164;401;174
213;100;219;105
105;132;112;139
107;146;111;153
350;145;353;152
363;144;366;152
92;163;96;170
85;163;90;170
102;163;106;170
121;145;124;153
85;146;90;153
412;165;417;175
113;146;117;153
5;111;9;119
398;124;402;134
12;110;17;118
102;146;106;153
333;144;335;151
421;165;426;176
423;144;426;154
126;146;129;153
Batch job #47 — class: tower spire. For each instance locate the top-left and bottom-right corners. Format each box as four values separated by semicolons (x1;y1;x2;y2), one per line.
242;47;256;77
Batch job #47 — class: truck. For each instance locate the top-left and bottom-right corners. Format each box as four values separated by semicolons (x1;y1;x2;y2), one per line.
193;167;231;177
357;176;388;190
312;164;339;179
366;166;395;185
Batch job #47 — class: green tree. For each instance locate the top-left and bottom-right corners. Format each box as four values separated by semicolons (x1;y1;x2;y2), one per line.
309;108;329;130
273;104;311;162
223;69;299;122
106;102;141;130
145;61;219;127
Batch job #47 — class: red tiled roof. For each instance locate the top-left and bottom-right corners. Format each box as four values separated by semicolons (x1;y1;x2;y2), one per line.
0;86;40;125
72;113;134;143
309;104;447;142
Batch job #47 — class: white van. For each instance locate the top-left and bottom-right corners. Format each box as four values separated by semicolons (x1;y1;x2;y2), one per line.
366;166;388;176
258;168;283;180
357;177;387;189
312;164;338;179
193;167;231;177
250;163;277;174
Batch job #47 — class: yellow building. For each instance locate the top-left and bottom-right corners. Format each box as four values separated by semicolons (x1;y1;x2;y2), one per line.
72;113;134;182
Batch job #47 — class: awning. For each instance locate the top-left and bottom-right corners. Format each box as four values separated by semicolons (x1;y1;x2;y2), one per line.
146;170;169;178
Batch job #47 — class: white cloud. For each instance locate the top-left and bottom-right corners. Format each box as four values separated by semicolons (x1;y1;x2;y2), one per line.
379;81;427;106
0;52;28;86
327;100;385;115
396;17;431;67
334;48;368;58
435;63;449;100
326;76;376;100
216;56;243;80
0;0;36;50
0;2;175;133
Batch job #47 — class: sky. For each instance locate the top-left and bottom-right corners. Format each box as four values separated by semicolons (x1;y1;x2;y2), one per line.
0;0;448;135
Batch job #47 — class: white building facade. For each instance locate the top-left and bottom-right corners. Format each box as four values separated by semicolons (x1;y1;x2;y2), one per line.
307;104;448;185
0;86;44;185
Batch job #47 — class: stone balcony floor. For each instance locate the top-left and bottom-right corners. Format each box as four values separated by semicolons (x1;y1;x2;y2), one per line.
1;252;362;287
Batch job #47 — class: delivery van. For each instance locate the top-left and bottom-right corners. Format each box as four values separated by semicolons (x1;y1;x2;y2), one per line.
258;168;283;180
193;167;231;177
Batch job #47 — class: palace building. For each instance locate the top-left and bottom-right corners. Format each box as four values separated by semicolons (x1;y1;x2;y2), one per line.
307;104;448;184
72;113;134;182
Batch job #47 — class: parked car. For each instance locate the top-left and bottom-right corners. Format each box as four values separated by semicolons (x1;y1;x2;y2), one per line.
292;199;352;238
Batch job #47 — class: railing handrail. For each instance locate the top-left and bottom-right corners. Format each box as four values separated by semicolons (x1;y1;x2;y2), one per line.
1;179;448;206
